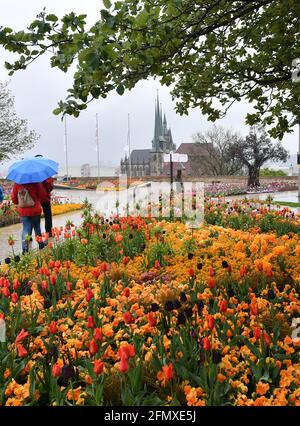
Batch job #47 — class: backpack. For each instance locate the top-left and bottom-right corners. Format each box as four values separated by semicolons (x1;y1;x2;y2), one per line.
17;186;35;208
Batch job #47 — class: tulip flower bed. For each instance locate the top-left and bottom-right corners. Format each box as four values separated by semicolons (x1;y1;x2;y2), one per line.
0;204;299;407
205;199;300;236
0;201;83;228
205;180;297;197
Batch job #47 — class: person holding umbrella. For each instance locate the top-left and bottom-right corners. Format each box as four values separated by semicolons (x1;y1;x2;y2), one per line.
35;155;54;236
7;157;58;254
11;181;47;253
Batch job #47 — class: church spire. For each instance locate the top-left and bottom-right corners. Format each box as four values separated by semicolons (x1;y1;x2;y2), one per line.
163;113;168;135
152;91;163;151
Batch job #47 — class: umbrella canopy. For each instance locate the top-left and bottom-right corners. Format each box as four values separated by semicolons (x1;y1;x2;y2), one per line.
6;157;59;184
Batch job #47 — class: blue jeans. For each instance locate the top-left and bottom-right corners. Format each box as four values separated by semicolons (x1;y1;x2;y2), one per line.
21;216;42;253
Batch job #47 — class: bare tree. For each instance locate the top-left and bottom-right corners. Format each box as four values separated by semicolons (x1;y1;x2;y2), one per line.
192;125;244;176
229;126;288;187
0;81;38;161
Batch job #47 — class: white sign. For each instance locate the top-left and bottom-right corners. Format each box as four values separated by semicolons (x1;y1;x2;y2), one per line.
164;153;188;163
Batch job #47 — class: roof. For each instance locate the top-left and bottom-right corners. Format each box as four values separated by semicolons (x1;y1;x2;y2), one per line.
129;149;151;164
162;142;214;176
175;142;213;155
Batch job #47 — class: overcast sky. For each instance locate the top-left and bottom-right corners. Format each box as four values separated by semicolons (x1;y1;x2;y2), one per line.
0;0;298;175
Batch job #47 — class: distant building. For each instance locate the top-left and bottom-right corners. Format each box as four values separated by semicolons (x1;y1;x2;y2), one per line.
120;94;216;178
163;143;215;177
58;165;118;178
121;94;176;177
81;163;91;177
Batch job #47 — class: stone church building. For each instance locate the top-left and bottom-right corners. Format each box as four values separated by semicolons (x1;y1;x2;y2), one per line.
121;95;175;177
120;95;213;178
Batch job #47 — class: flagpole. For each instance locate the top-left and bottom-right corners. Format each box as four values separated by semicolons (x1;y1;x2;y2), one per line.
127;113;131;180
96;113;100;182
64;116;69;181
298;123;300;199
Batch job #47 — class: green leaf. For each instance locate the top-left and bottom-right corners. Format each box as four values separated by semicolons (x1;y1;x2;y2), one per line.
46;14;58;22
103;0;112;8
116;84;125;95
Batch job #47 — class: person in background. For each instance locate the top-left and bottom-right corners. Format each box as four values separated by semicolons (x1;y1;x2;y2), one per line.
35;155;54;236
0;186;3;203
11;182;48;254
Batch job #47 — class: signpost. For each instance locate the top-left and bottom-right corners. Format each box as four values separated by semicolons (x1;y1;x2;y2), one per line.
164;152;188;219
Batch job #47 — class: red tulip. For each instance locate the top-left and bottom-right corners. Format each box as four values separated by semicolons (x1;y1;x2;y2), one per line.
208;277;216;289
122;256;130;265
89;339;98;355
264;331;272;346
13;279;20;290
87;316;95;329
146;312;157;327
41;280;48;290
123;288;130;298
119;356;129;373
123;312;134;324
52;363;61;377
66;281;73;292
93;328;103;341
203;337;211;351
220;300;227;313
83;278;90;288
250;300;259;316
50;275;56;286
118;344;135;360
15;329;29;343
100;262;108;272
154;260;161;269
92;269;100;279
253;327;261;340
2;287;10;297
11;293;18;304
207;315;215;329
93;360;104;375
49;321;57;334
209;267;215;277
187;268;195;278
163;363;174;380
16;343;28;358
86;288;94;302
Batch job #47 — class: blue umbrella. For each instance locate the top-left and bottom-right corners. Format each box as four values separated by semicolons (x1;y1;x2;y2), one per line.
6;157;59;184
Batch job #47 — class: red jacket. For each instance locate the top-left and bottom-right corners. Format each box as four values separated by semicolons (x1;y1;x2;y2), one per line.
42;177;54;202
11;183;48;217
